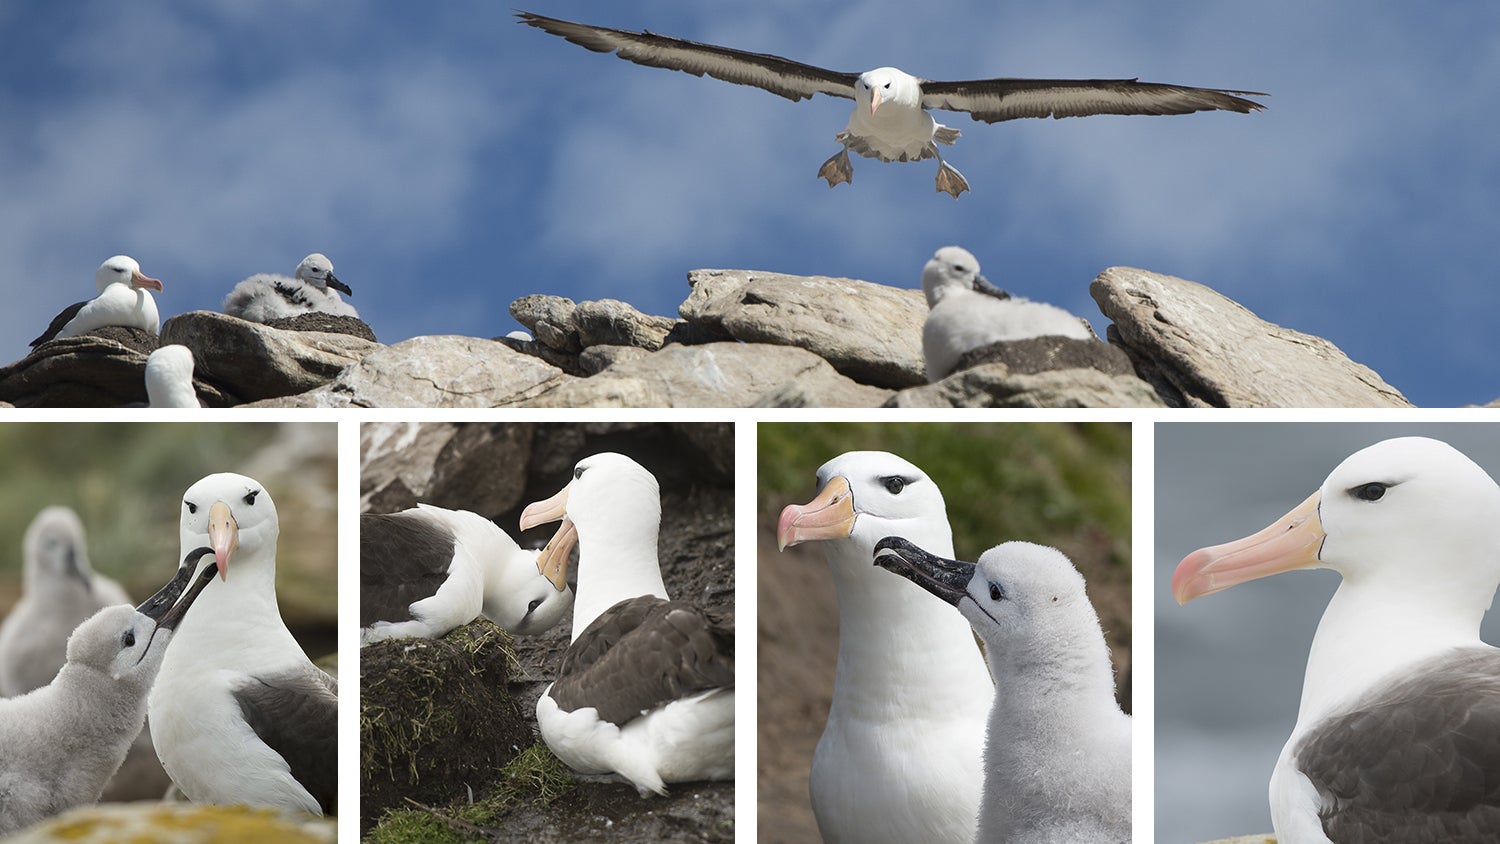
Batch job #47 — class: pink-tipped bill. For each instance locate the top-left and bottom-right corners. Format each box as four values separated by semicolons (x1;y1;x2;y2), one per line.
1173;491;1324;605
777;475;856;551
207;501;237;581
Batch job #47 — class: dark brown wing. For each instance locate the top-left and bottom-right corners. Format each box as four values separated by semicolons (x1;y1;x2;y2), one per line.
359;511;456;626
518;11;858;102
550;594;734;726
233;665;339;814
920;77;1266;123
30;301;88;347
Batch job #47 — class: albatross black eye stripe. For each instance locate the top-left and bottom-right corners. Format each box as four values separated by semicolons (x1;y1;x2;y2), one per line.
185;501;197;515
244;489;260;506
1349;482;1390;502
880;476;907;495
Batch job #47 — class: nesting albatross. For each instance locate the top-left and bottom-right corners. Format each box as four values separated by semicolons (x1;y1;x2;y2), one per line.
875;538;1132;844
1174;437;1500;842
518;11;1266;197
519;452;734;796
777;451;992;844
149;472;337;815
360;503;573;644
30;256;163;348
0;552;218;835
223;253;357;323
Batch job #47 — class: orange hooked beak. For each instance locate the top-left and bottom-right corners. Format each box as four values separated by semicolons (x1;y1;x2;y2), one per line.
777;475;857;551
521;483;572;591
131;269;164;291
1172;491;1324;605
207;501;237;581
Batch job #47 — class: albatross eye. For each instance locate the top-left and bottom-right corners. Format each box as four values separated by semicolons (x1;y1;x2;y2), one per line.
989;583;1004;602
528;598;543;614
881;476;905;495
1353;482;1387;502
883;82;891;89
185;501;197;515
243;489;260;506
574;466;585;480
121;630;135;648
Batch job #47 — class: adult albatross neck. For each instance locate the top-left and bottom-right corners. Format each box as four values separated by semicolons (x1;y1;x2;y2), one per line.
518;11;1266;197
1174;436;1500;842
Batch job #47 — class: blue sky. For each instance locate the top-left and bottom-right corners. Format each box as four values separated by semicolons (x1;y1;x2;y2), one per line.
3;2;1498;406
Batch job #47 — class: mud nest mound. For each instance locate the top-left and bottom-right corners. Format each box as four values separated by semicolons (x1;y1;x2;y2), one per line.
265;312;378;342
360;620;530;831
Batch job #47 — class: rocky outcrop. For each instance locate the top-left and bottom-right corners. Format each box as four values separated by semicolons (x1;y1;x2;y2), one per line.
890;364;1165;408
161;311;380;404
1093;267;1411;408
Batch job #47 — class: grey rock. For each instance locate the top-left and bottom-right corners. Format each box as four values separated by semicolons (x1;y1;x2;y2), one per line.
950;336;1137;379
360;422;462;510
0;329;234;408
680;268;927;389
1092;267;1412;408
573;299;675;350
248;335;572;408
494;335;586;376
887;364;1167;408
579;344;652;375
161;311;380;403
510;294;580;352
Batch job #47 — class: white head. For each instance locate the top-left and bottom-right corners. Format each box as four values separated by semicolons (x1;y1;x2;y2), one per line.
294;253;352;297
520;452;662;576
855;67;920;115
145;345;199;408
778;450;952;558
179;473;279;582
95;255;163;296
1175;437;1500;611
21;506;95;595
495;548;576;636
922;246;988;308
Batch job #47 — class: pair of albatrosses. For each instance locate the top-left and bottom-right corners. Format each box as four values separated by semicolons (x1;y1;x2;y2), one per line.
777;451;1130;843
519;11;1265;197
1175;436;1500;842
362;452;734;796
0;550;218;834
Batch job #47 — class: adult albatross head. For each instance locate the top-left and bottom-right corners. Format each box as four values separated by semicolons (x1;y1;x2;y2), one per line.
777;450;951;558
178;473;280;583
96;255;163;295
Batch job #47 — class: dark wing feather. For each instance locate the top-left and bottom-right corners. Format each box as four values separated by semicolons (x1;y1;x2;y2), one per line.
920;77;1266;123
550;595;734;726
30;301;88;347
234;665;339;815
359;512;456;626
1295;648;1500;842
517;11;857;102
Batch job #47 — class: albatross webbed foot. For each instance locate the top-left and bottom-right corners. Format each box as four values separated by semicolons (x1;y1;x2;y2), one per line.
935;160;969;199
817;148;853;188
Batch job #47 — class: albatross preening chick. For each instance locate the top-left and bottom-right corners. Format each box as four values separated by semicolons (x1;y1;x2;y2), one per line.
223;253;358;323
360;503;573;644
30;256;163;348
921;245;1096;382
519;452;733;797
875;538;1132;844
777;451;991;844
518;11;1265;197
1174;437;1500;842
0;507;131;697
0;553;217;835
149;473;337;815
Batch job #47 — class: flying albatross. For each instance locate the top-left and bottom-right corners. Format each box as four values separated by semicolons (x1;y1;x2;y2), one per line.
1173;437;1500;842
0;552;217;835
360;503;573;644
875;538;1132;844
149;472;337;815
30;256;163;348
518;11;1266;197
518;452;734;796
777;450;992;844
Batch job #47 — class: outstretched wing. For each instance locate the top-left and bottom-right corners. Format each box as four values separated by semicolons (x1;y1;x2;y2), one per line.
920;77;1266;123
518;11;858;102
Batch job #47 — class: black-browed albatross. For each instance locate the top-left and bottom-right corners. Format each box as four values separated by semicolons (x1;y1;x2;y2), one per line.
518;452;733;796
1174;437;1500;842
518;11;1266;197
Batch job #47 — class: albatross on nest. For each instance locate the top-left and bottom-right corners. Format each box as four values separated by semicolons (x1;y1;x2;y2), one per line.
360;503;573;644
30;256;163;348
518;11;1266;197
223;253;357;323
1174;437;1500;842
149;473;337;815
875;538;1132;844
777;451;992;844
519;452;733;797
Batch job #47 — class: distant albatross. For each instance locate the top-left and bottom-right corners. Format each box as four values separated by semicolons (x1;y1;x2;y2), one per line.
518;11;1266;197
1174;437;1500;842
31;256;163;348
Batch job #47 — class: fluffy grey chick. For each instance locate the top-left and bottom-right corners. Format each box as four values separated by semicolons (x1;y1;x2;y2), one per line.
875;538;1130;844
223;253;358;322
921;246;1095;382
0;556;217;834
0;507;131;696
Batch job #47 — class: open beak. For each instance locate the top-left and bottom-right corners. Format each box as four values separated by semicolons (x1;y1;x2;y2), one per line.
521;483;573;591
326;273;353;297
873;536;973;606
135;546;220;660
1173;491;1325;605
131;269;164;291
777;475;856;551
207;501;237;580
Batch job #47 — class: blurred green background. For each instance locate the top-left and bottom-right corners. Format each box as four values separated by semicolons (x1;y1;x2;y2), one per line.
0;422;338;649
